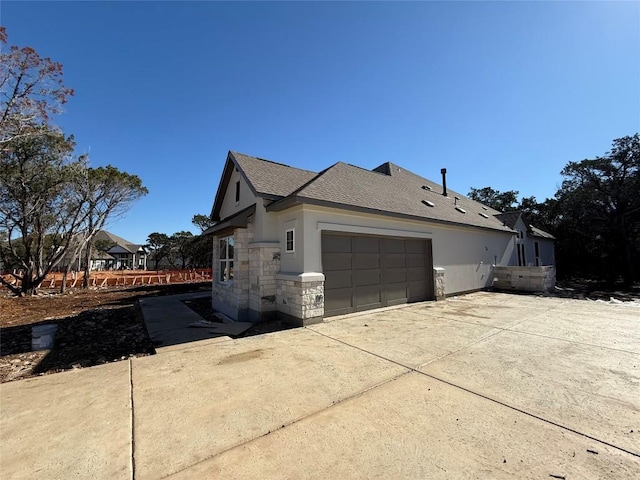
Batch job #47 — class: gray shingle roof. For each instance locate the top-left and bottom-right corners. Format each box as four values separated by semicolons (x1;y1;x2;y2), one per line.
230;151;318;198
494;211;555;239
268;160;515;233
494;211;522;229
529;225;555;239
94;230;144;253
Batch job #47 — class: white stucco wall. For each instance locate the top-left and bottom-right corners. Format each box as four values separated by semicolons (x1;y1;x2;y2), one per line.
219;168;256;220
253;199;279;243
534;237;555;266
267;205;515;295
509;217;555;267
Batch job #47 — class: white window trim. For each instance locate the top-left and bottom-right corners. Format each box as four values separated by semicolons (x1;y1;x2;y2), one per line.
285;228;295;253
218;235;234;284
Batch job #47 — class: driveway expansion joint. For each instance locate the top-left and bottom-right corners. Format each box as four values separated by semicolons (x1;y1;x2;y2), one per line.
129;359;137;480
306;324;640;459
159;367;413;479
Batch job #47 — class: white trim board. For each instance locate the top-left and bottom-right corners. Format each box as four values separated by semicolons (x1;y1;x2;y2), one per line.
317;222;432;239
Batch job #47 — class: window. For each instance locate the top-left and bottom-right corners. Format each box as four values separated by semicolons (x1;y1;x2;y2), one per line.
219;235;234;283
285;229;295;253
517;243;526;267
235;181;240;203
534;241;540;266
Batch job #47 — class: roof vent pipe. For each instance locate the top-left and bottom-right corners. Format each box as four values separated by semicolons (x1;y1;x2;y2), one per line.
441;168;448;196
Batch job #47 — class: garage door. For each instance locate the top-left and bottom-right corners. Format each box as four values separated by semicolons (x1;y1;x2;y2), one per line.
322;233;434;317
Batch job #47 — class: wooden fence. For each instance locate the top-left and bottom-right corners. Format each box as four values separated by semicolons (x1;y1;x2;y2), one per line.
1;269;212;291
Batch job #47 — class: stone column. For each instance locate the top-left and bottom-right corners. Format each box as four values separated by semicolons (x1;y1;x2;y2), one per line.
248;242;281;322
433;267;445;301
276;272;325;326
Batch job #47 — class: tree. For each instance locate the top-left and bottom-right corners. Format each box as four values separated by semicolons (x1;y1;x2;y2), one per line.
191;214;215;232
0;31;147;295
0;129;85;295
0;27;74;148
0;131;148;295
170;231;194;269
76;166;148;287
146;232;171;270
468;187;519;212
189;213;214;268
556;134;639;285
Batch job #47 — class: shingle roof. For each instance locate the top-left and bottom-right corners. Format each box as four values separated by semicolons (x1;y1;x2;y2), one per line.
94;230;144;253
268;160;515;233
495;211;555;239
529;225;555;239
230;151;318;198
494;211;522;229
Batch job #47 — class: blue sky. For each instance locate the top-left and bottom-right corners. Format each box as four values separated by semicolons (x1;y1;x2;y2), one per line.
2;1;638;244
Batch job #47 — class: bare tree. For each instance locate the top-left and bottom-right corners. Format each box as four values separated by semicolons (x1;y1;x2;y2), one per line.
0;27;74;149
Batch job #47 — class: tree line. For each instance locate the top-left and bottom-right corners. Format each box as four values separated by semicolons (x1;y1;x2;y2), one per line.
0;28;147;295
145;214;214;270
469;134;640;287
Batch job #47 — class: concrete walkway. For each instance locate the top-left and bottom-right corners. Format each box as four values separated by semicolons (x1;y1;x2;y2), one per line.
1;292;639;479
140;292;251;351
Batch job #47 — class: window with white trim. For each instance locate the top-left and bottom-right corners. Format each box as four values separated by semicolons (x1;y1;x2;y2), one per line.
219;235;234;283
285;228;295;253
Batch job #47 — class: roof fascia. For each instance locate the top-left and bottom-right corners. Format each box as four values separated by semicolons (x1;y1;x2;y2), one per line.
203;204;257;236
211;152;263;221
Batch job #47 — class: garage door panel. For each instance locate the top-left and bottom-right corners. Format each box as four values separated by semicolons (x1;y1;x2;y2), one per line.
382;253;406;268
323;235;352;253
407;266;427;281
354;253;380;270
354;236;379;253
324;289;353;315
386;284;408;304
384;268;407;284
323;253;352;271
354;269;380;287
355;285;382;310
406;253;426;267
381;238;405;254
406;240;426;254
408;280;427;301
324;270;352;290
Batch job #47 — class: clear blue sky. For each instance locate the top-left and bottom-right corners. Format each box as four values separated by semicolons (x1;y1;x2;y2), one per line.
2;1;639;244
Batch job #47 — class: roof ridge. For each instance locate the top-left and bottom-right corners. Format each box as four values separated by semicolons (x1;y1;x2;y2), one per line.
231;151;317;174
278;162;340;199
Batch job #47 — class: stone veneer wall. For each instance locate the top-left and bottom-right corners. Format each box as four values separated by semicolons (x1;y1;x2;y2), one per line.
275;273;325;326
248;242;281;322
433;267;445;301
492;266;556;293
211;223;254;321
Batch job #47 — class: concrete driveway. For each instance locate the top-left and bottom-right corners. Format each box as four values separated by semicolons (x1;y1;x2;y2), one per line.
2;292;639;479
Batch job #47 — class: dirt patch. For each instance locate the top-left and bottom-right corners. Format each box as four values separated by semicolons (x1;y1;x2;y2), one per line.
0;282;211;383
218;349;267;365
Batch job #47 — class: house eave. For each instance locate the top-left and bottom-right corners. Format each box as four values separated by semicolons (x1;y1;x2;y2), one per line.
202;204;257;236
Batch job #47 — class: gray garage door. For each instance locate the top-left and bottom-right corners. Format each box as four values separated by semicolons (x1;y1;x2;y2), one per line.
322;233;434;317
